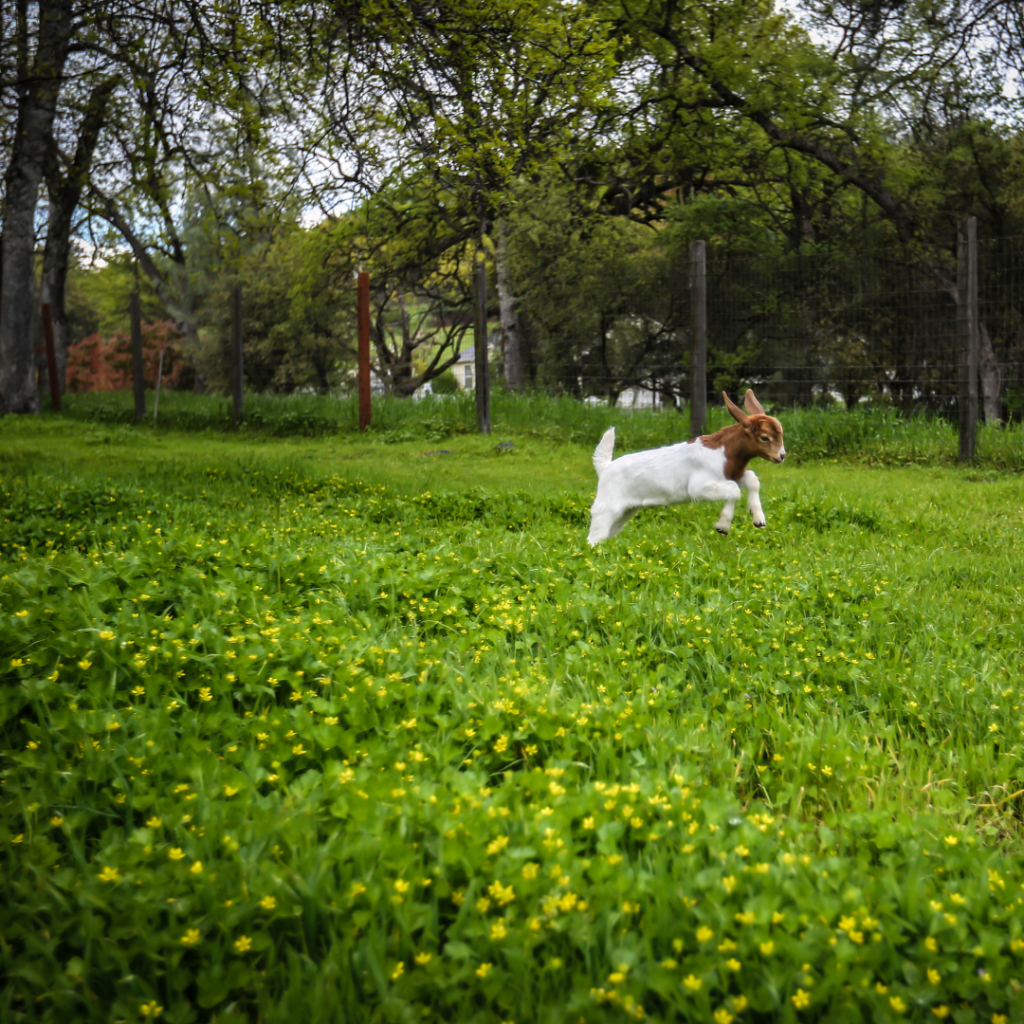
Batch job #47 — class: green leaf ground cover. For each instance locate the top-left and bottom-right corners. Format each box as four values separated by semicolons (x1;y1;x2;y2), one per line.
2;415;1023;1023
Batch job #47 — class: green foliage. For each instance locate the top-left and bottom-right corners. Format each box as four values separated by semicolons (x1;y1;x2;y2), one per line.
2;416;1024;1022
197;225;357;394
429;370;460;395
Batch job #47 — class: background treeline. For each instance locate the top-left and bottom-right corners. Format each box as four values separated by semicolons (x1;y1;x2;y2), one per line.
2;0;1023;417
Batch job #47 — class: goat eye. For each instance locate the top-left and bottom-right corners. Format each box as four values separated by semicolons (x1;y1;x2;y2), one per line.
760;435;770;442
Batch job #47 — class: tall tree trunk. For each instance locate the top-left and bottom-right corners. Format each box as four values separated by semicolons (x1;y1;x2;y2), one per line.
0;0;74;414
496;223;523;391
979;321;1001;422
41;75;120;395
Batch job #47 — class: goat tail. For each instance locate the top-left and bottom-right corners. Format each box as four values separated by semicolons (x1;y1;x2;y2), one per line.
592;427;616;476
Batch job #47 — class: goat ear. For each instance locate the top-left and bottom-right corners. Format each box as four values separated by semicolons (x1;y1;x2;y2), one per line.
744;389;766;416
723;391;750;425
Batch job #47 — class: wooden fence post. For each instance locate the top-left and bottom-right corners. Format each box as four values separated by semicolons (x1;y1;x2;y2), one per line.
153;350;164;426
475;258;491;435
357;272;372;431
232;285;244;427
689;240;707;438
958;216;979;461
130;292;146;422
39;303;61;412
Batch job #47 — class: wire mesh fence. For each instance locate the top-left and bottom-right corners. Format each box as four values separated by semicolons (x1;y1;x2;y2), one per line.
508;234;1024;421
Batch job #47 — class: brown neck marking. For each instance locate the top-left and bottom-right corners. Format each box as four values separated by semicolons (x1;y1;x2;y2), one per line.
699;424;756;482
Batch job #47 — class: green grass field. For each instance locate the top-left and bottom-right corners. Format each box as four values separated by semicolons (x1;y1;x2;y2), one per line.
2;401;1024;1024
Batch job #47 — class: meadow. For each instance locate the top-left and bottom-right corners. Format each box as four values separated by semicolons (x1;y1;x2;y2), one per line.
2;396;1024;1024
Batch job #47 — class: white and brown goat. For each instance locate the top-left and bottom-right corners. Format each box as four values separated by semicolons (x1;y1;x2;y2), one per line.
587;390;786;545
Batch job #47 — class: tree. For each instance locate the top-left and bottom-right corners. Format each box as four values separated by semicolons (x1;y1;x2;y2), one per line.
0;0;74;413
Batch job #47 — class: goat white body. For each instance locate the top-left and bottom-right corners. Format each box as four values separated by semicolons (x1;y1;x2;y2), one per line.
587;428;765;545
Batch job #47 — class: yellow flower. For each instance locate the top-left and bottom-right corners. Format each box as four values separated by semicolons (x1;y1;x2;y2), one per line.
931;1008;949;1020
714;1010;734;1024
487;835;509;855
683;974;702;992
350;882;367;897
476;962;493;978
390;962;404;981
181;928;201;946
77;659;92;670
992;1016;1008;1024
490;920;508;940
98;865;120;883
726;959;741;972
943;835;958;846
890;996;906;1014
522;863;538;879
140;1001;163;1018
732;996;749;1013
394;879;410;894
168;848;185;861
583;816;595;830
146;816;162;828
696;926;713;943
488;880;515;905
190;861;203;875
260;895;277;910
928;968;941;985
721;875;737;893
925;936;938;951
199;687;212;702
759;941;774;956
415;952;432;965
233;935;252;953
791;989;811;1009
99;630;114;641
224;785;239;796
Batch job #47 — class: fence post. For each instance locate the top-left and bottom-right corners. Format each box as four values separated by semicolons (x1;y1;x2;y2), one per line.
153;349;164;426
357;272;371;431
130;292;146;422
475;258;491;435
958;216;979;461
689;239;707;437
39;303;62;412
232;285;244;427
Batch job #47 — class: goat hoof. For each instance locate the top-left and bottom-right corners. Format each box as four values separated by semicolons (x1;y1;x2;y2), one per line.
715;526;729;536
754;521;766;529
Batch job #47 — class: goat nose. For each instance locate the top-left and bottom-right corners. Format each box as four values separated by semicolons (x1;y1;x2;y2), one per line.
779;450;786;462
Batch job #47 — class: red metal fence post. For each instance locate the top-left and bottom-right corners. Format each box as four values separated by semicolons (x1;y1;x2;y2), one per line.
357;272;372;431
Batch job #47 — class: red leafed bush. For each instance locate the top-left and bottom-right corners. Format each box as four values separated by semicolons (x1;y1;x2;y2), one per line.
67;322;192;392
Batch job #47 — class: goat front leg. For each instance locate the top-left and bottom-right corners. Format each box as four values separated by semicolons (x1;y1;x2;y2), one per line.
689;476;742;535
740;469;766;528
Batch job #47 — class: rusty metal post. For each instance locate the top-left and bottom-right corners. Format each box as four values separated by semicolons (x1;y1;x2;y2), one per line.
40;303;61;412
130;292;146;422
357;272;371;431
689;240;707;438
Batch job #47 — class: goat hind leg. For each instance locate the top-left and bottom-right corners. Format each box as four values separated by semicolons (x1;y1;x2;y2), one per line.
588;506;636;545
715;497;738;535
